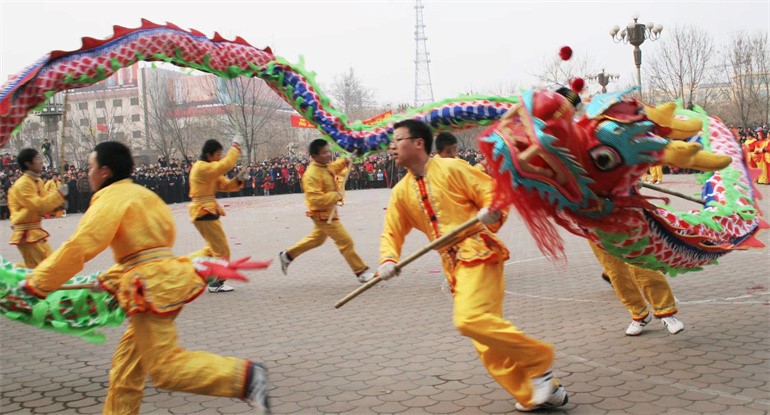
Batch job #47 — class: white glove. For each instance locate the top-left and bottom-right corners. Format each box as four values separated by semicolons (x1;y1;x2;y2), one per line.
58;184;69;196
236;170;249;182
377;262;399;281
232;134;244;148
476;207;502;225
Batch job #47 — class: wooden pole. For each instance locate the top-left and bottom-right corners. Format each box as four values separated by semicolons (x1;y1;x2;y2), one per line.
55;284;96;291
639;181;703;205
335;217;481;308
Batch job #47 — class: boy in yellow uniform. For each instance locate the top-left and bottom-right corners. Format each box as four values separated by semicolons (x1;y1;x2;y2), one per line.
21;142;270;415
377;120;568;412
188;138;248;293
279;139;374;283
8;148;66;268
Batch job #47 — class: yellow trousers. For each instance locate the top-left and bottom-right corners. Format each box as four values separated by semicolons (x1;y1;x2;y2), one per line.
452;259;555;408
16;241;52;268
590;243;677;320
757;160;768;184
286;217;368;275
643;165;663;183
190;219;230;259
104;312;248;415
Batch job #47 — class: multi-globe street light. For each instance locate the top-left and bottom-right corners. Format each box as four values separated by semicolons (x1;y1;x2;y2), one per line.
587;69;620;93
610;13;663;101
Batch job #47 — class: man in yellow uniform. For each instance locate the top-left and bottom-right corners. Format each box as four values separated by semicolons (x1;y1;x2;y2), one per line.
188;138;248;293
279;139;375;283
589;242;684;335
377;120;568;412
642;165;663;184
21;142;269;415
8;148;67;268
43;172;66;218
435;132;459;159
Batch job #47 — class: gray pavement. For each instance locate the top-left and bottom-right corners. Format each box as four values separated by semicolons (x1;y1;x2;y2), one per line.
1;174;769;414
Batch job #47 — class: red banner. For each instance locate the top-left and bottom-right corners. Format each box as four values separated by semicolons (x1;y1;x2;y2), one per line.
290;115;316;129
362;111;393;125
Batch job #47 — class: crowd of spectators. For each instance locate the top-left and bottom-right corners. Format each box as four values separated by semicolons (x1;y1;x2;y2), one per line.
0;148;486;220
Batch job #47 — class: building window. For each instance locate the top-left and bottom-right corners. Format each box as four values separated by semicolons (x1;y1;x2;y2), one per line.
79;119;89;126
130;97;139;105
97;117;106;124
131;114;141;122
113;116;124;124
113;99;122;107
98;133;108;141
115;132;126;140
78;102;88;110
96;101;106;108
133;130;142;139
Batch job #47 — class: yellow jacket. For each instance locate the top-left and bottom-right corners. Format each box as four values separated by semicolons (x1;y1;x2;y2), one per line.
380;157;509;281
302;158;350;217
188;145;243;220
26;179;206;316
8;172;65;244
43;179;62;195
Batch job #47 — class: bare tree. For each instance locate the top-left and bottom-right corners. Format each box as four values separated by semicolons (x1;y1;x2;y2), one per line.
143;68;184;162
329;67;377;121
724;31;762;127
645;25;716;104
532;52;599;89
749;31;769;124
213;76;286;162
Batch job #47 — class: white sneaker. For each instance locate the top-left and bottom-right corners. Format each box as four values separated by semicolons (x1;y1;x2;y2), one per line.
528;371;555;407
357;269;376;283
625;313;652;336
661;316;684;334
515;384;569;412
208;283;234;293
279;251;291;275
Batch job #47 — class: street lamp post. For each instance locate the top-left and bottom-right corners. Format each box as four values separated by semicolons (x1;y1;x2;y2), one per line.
610;14;663;101
36;94;65;170
587;69;620;93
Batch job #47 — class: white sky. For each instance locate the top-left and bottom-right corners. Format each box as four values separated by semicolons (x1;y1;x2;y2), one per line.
1;0;768;106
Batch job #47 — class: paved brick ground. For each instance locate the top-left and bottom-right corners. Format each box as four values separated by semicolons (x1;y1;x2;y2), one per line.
1;175;769;414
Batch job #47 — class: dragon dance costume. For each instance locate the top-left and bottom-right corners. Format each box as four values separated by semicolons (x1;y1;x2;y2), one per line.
24;179;254;414
380;156;558;409
8;171;65;268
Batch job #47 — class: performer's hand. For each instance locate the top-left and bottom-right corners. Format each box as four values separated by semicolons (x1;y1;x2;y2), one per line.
17;279;28;292
58;184;69;197
232;134;244;148
476;207;502;225
377;261;399;280
236;170;249;182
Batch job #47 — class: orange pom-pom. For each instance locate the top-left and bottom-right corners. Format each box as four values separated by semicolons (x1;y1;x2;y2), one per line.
559;46;573;61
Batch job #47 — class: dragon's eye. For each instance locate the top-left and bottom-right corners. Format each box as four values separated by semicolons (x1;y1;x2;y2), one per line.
590;146;622;171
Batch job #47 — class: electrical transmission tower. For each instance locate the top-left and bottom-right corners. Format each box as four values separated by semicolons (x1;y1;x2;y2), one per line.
413;0;434;107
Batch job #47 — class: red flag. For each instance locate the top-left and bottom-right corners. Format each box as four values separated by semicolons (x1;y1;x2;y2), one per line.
96;124;108;133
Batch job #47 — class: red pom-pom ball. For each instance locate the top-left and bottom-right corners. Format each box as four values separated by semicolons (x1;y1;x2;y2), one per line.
559;46;573;61
570;77;585;93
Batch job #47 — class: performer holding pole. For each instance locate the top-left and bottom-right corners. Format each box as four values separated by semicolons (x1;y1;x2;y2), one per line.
188;137;249;293
7;148;67;268
19;142;270;415
375;120;569;412
279;139;375;283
